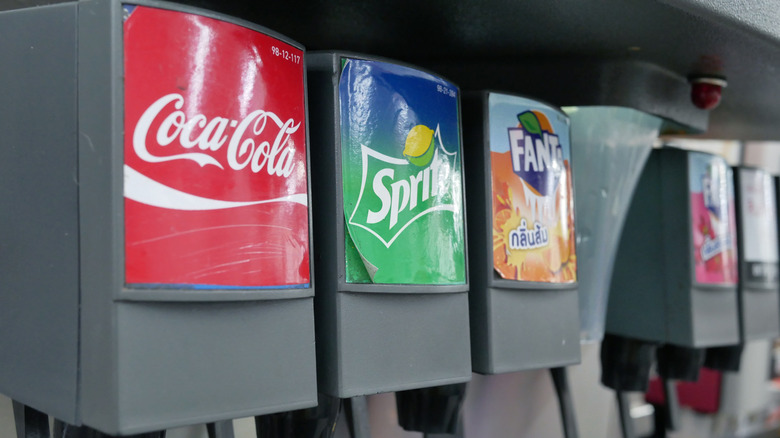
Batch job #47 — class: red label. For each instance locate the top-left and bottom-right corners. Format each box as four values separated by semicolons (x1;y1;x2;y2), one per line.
123;6;310;288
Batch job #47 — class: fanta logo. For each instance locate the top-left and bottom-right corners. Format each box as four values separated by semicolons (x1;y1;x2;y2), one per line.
348;124;459;248
133;93;299;177
507;111;563;198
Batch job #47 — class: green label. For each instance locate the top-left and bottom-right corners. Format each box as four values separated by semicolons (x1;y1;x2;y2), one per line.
339;58;466;284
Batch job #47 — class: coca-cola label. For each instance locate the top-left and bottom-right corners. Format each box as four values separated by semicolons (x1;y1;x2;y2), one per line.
123;6;310;288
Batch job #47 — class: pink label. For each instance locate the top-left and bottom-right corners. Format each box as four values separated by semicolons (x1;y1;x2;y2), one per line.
123;6;309;288
689;152;738;285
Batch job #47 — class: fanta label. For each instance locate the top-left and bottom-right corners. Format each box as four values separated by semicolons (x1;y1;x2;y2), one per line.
489;94;576;283
339;59;466;285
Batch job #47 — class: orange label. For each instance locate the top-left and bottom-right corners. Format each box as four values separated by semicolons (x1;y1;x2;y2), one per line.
489;94;576;283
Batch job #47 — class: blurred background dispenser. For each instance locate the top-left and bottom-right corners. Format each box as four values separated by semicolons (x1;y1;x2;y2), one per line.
603;147;741;437
702;165;780;372
306;53;471;436
733;166;780;338
706;166;780;369
0;1;317;436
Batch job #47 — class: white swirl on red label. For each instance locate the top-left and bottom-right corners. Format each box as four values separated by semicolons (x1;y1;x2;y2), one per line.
127;93;307;212
124;165;307;210
133;93;300;176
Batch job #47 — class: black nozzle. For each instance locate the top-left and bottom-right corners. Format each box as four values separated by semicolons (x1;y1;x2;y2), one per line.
14;401;50;438
255;393;341;438
652;345;703;432
52;418;165;438
600;334;657;392
656;344;704;381
703;345;743;372
396;383;467;434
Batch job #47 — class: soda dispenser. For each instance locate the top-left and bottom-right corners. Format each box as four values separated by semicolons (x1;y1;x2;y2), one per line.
704;166;780;372
705;166;780;372
462;91;579;374
0;1;316;435
606;148;739;349
734;167;780;340
305;52;471;432
603;147;740;436
458;91;580;437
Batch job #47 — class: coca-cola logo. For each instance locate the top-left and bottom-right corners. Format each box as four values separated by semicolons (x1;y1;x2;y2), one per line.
126;93;308;211
133;93;300;177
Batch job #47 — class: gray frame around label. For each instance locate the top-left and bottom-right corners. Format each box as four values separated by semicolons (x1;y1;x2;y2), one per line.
86;0;316;302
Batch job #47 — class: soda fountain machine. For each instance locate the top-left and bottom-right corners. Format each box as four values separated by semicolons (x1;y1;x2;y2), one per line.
461;91;580;437
306;52;472;437
0;1;317;435
604;148;741;437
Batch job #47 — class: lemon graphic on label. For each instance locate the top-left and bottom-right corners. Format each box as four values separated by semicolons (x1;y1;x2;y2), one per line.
403;124;435;167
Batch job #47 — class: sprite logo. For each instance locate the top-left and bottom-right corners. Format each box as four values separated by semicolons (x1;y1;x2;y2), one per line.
348;124;459;248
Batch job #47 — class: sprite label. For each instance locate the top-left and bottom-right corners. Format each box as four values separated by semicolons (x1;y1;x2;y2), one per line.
339;58;466;284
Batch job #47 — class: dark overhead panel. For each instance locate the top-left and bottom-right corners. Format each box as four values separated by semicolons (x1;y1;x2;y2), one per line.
5;0;780;139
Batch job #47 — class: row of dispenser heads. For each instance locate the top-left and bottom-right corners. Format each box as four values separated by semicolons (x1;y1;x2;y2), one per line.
602;148;780;438
1;3;777;438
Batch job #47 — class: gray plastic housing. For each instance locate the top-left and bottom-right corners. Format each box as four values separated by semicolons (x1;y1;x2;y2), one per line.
306;52;471;398
734;167;780;340
461;92;580;374
0;1;316;434
606;148;740;348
